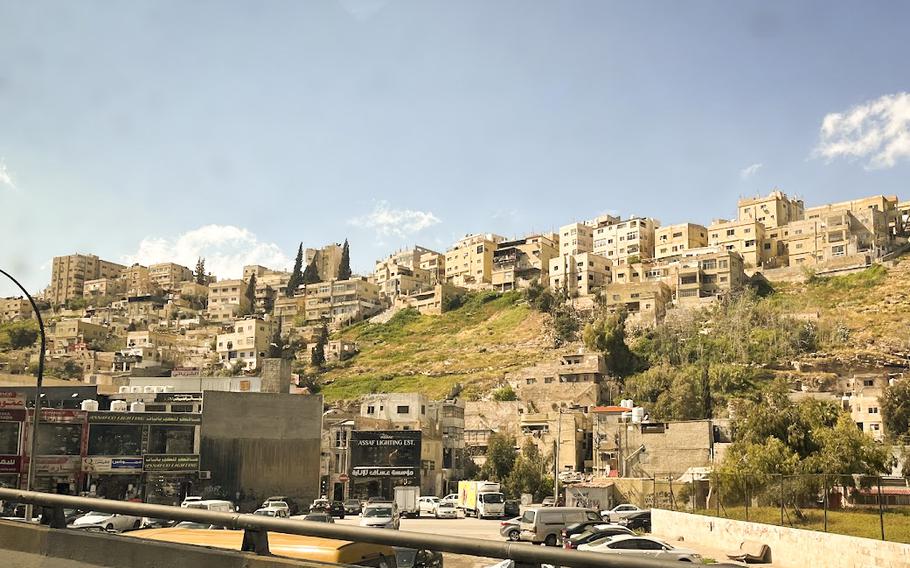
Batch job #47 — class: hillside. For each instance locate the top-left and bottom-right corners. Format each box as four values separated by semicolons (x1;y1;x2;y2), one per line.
320;258;910;404
320;291;553;401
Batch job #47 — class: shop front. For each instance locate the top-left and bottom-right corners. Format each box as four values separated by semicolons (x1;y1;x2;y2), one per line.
0;404;25;490
23;408;87;494
349;430;421;501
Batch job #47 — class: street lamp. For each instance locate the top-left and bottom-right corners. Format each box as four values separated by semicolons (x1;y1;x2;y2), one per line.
0;269;47;520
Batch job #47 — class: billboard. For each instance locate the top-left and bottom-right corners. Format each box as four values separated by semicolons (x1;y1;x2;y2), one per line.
350;431;420;479
88;412;201;425
143;454;200;472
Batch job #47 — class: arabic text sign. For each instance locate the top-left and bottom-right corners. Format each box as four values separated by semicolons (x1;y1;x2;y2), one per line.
143;454;200;472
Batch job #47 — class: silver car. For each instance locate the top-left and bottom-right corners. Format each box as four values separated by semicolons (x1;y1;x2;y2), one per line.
578;535;701;562
360;503;400;530
499;517;520;541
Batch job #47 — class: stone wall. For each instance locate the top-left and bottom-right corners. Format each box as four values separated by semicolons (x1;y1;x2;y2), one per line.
652;508;910;568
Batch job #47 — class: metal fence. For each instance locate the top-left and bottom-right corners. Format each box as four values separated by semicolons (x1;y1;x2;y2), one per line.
0;487;682;568
629;473;910;543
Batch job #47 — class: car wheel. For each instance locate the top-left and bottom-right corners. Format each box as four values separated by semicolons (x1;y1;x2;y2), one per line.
105;523;113;531
508;529;520;541
544;534;557;547
132;520;140;529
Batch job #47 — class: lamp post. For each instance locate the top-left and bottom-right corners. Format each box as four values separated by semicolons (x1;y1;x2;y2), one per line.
0;269;46;520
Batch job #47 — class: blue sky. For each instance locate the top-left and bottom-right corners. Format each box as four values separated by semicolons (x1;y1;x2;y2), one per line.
2;1;909;295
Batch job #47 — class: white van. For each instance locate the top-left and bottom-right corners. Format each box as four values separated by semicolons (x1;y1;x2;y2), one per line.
183;499;236;513
519;506;601;546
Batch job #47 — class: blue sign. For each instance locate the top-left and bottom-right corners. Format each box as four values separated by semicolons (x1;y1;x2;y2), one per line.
111;458;143;470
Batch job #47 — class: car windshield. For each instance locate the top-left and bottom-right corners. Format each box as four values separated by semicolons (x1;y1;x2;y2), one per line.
364;507;392;518
345;500;360;505
520;511;535;524
481;494;503;503
85;512;108;517
254;510;277;516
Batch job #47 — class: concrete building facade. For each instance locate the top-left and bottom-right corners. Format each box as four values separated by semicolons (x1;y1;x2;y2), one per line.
148;263;193;291
591;216;658;265
654;223;708;261
49;254;126;306
549;252;612;298
304;277;383;327
491;234;559;292
444;233;506;289
215;317;273;370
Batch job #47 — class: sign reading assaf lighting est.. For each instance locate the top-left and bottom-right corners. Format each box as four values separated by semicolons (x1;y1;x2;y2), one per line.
88;412;201;425
350;431;420;479
143;454;200;472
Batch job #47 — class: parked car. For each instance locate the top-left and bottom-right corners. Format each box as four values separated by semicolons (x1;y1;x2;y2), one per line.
253;506;290;518
434;502;457;519
439;493;459;509
63;509;90;525
499;517;521;541
71;511;142;532
301;512;334;523
360;503;400;530
519;507;601;546
618;510;651;532
343;499;362;515
418;496;440;517
578;534;701;562
561;519;607;541
140;517;178;529
564;525;635;550
328;501;346;518
503;499;521;517
173;521;227;530
263;496;300;516
183;500;236;513
541;497;556;507
601;504;647;523
180;496;203;508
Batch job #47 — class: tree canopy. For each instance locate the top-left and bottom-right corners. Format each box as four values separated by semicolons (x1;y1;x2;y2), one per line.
286;243;304;298
338;239;352;280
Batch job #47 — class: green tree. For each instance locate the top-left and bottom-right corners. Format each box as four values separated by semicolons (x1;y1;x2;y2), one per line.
504;441;552;501
881;380;910;441
582;309;635;376
286;243;304;297
480;432;516;482
262;285;275;314
311;320;328;368
194;257;206;285
242;274;257;315
302;258;321;285
338;239;352;280
267;322;287;358
492;384;517;401
1;321;39;350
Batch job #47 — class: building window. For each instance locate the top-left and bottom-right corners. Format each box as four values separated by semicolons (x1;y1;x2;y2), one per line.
726;229;735;237
366;405;375;414
397;405;410;414
868;407;879;414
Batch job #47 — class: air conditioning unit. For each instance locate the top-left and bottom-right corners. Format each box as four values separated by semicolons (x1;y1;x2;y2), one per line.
130;401;146;413
81;400;99;412
199;471;212;480
143;386;156;393
110;400;128;412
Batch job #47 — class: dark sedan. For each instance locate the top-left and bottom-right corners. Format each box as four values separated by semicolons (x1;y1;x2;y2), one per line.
618;510;651;532
329;501;346;518
565;525;635;549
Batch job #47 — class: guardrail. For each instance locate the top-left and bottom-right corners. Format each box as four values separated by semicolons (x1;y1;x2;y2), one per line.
0;488;681;568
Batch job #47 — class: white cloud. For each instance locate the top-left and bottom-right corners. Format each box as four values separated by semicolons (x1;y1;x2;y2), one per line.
0;158;16;189
814;92;910;169
348;201;441;238
124;225;292;279
739;163;763;179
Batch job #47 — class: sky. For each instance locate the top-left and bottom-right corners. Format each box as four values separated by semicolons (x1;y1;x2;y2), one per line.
1;0;909;296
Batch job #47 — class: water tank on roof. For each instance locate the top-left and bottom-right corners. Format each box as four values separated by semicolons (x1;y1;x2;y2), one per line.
110;400;128;412
81;400;99;412
118;386;130;394
620;399;634;409
631;407;645;424
130;401;145;413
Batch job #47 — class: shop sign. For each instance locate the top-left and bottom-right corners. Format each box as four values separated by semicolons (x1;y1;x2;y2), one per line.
82;456;144;474
23;455;81;474
349;430;421;481
143;454;200;472
351;467;417;478
154;392;202;403
30;409;86;424
0;455;20;473
0;391;26;410
88;412;201;425
0;409;26;422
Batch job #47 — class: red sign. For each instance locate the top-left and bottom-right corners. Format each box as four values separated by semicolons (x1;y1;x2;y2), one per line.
338;474;349;482
0;391;26;410
0;455;20;473
28;409;86;424
20;455;80;474
0;409;26;422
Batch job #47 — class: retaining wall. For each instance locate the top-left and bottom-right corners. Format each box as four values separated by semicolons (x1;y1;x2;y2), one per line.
652;508;910;568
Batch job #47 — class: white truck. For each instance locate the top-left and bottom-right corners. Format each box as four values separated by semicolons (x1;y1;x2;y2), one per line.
458;480;505;518
394;485;420;518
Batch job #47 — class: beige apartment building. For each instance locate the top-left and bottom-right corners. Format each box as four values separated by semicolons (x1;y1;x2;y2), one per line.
306;243;344;282
520;409;589;474
304;277;384;326
1;298;31;322
149;262;193;290
737;189;805;229
491;233;559;292
419;251;446;286
120;264;158;296
49;254;126;306
444;233;506;289
373;246;440;299
708;219;766;269
51;319;108;351
675;249;747;307
395;283;467;315
507;352;609;407
549;252;612;297
591;216;658;265
603;281;672;326
243;264;292;308
215;317;273;370
207;279;251;321
654;223;708;261
83;277;125;297
559;223;595;257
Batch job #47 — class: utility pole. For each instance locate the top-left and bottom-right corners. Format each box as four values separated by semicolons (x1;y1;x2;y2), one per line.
553;409;562;503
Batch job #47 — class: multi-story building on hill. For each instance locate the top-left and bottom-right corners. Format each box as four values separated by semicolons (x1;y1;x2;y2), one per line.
737;189;805;229
708;219;765;269
49;253;126;306
675;248;747;307
1;297;31;322
304;277;384;327
444;233;506;289
215;317;273;370
602;281;672;326
558;223;594;257
549;252;612;298
207;279;251;322
306;243;344;282
491;233;559;292
149;262;193;290
654;223;708;261
590;216;658;265
373;246;440;299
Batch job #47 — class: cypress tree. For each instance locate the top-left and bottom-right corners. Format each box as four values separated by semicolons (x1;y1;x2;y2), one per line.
302;257;321;285
338;239;352;280
194;257;206;285
243;273;257;314
286;243;304;297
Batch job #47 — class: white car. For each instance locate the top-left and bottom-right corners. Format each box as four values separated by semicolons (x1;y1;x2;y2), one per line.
440;493;459;508
360;503;400;529
601;504;646;523
418;496;440;517
71;511;142;531
253;506;290;518
578;535;701;562
434;501;457;519
181;496;203;508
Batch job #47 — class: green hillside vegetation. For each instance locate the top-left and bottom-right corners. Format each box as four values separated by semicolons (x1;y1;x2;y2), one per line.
320;291;551;401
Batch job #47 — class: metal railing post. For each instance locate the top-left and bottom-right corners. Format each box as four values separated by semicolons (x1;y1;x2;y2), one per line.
878;476;885;541
823;474;828;533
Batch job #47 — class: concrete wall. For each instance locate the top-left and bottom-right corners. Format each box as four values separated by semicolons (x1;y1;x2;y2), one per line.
1;519;324;568
202;391;322;509
652;508;910;568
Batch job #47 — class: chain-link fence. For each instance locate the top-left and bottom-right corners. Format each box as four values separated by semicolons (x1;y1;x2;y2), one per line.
637;473;910;543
